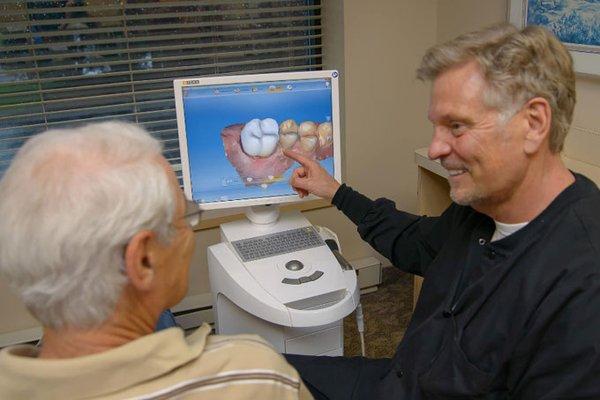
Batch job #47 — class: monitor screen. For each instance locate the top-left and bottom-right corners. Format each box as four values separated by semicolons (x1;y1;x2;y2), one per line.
174;70;341;210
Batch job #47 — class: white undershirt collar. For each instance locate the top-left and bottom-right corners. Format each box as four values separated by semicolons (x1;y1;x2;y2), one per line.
491;220;529;242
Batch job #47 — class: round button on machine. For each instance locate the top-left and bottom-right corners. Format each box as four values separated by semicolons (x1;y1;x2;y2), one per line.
285;260;304;271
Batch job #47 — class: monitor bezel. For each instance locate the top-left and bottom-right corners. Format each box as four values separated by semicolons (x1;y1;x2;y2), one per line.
173;70;342;211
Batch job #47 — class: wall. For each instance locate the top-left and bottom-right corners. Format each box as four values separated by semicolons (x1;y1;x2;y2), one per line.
436;0;508;42
564;75;600;168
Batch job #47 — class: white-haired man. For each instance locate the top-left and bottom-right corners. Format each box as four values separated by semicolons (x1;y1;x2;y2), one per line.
283;24;600;399
0;121;312;400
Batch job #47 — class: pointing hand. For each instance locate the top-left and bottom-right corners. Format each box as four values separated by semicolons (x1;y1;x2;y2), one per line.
284;149;341;201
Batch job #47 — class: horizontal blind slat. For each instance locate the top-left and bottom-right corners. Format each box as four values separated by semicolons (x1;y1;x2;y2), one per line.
2;0;315;17
4;33;322;63
1;55;322;88
1;14;321;39
3;44;322;74
1;79;166;97
2;25;322;51
2;4;321;28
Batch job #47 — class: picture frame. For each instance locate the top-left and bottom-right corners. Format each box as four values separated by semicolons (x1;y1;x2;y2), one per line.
508;0;600;76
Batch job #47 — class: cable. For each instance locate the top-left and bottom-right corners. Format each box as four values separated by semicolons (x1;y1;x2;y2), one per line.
356;302;366;356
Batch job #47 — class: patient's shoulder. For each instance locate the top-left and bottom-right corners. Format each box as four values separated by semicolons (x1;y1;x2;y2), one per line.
108;333;309;400
203;333;294;370
178;333;309;399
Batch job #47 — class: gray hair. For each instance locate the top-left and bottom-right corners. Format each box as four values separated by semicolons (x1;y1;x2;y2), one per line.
0;121;176;329
417;24;576;153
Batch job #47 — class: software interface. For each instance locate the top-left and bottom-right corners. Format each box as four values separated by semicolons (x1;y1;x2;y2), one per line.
181;78;335;204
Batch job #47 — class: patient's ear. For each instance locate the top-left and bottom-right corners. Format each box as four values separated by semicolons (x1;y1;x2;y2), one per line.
523;97;551;155
124;230;156;291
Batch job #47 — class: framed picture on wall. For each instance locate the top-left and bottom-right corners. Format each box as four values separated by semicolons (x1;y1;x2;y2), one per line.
509;0;600;76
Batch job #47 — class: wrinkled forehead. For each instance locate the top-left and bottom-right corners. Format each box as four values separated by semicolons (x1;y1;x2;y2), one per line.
428;62;493;121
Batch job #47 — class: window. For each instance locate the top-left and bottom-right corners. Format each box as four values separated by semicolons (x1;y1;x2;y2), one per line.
0;0;322;179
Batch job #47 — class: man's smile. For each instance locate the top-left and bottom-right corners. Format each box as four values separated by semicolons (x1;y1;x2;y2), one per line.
447;169;468;177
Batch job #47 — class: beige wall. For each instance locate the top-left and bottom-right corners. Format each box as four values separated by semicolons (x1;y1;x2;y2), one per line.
436;0;508;42
564;75;600;168
321;0;436;261
2;0;598;341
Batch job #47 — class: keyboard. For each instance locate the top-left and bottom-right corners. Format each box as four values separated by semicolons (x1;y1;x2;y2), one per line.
231;226;325;262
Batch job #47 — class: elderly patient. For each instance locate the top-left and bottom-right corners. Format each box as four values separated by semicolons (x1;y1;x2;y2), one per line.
0;122;312;400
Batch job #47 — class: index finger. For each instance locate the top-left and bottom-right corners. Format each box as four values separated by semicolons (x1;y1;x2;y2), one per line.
283;149;315;167
291;165;306;180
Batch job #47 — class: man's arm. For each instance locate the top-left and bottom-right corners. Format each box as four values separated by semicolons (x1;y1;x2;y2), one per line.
285;149;458;276
332;184;459;276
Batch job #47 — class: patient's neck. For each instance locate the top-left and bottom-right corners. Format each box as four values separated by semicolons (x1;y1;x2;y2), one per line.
39;289;160;359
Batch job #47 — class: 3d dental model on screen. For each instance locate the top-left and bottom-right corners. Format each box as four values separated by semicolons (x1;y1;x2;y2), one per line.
176;75;337;204
222;118;333;187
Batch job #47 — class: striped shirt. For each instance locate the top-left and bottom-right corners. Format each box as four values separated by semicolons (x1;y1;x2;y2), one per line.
0;323;313;400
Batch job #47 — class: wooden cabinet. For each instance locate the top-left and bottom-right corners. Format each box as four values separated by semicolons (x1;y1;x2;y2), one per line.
413;148;450;308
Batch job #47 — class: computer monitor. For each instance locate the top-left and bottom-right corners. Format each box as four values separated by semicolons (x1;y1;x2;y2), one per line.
174;70;342;211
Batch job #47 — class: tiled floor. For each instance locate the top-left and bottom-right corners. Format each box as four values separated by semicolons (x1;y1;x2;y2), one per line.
343;267;413;358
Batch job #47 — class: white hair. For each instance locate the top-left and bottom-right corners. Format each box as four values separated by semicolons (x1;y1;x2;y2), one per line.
0;121;176;329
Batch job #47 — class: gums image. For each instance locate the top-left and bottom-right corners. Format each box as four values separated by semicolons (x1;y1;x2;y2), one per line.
221;118;333;187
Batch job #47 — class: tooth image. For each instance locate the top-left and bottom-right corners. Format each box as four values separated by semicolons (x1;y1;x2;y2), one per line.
317;122;333;147
240;119;261;156
240;118;279;157
279;119;299;149
298;121;318;151
300;136;318;151
280;133;298;149
259;118;279;157
260;118;279;135
280;119;298;134
298;121;317;137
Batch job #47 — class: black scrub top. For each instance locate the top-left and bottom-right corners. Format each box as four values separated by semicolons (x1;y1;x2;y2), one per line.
332;173;600;399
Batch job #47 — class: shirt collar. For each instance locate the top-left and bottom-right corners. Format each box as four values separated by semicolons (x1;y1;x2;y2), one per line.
487;172;598;251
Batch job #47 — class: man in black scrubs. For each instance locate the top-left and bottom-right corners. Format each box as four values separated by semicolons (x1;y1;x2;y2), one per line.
284;24;600;399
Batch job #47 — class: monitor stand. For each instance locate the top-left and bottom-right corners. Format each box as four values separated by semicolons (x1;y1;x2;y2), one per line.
245;204;280;225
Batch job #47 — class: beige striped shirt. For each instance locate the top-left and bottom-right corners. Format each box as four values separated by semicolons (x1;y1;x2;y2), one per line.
0;324;313;400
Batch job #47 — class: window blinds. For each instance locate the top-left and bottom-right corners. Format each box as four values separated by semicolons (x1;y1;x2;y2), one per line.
0;0;322;178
